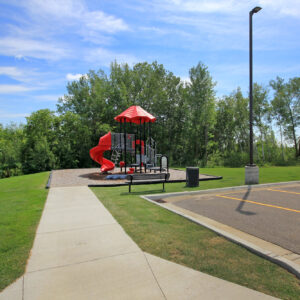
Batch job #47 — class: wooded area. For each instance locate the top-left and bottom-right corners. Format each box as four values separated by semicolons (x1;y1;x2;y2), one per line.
0;61;299;178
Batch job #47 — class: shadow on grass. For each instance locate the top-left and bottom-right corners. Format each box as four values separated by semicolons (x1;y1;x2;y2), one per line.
120;189;166;196
119;183;206;196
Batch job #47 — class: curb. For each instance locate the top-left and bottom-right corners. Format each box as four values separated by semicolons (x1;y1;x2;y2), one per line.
46;170;53;189
147;180;300;200
142;180;300;279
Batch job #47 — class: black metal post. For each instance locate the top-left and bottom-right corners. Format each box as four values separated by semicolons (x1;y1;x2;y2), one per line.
154;140;156;166
130;121;132;165
140;118;142;173
124;118;127;174
119;119;122;154
144;121;146;173
149;122;151;164
249;11;254;166
134;124;137;170
249;6;261;166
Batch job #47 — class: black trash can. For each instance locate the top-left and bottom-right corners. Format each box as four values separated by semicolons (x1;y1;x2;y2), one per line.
186;167;199;187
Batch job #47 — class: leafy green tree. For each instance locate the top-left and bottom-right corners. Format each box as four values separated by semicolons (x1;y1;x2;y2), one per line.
58;61;184;163
58;70;113;143
253;83;270;163
214;88;249;167
16;61;298;171
0;123;24;177
22;109;58;173
215;95;236;153
56;112;93;168
185;62;216;166
109;61;184;160
270;77;300;157
233;88;249;153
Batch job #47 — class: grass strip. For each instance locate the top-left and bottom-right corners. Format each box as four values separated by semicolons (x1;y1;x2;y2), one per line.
92;166;300;300
0;172;49;291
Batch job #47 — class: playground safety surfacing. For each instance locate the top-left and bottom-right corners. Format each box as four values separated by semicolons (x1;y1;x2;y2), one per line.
49;168;222;188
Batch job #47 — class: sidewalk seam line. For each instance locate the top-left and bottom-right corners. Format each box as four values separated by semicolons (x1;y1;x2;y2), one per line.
27;250;141;274
290;257;300;261
143;252;167;300
37;223;117;235
22;276;24;300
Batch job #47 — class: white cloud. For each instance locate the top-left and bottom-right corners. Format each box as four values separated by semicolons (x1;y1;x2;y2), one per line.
66;73;86;81
139;0;299;53
0;66;63;90
26;0;85;19
83;11;128;33
80;31;114;45
0;66;41;83
180;76;191;84
0;0;129;61
139;26;193;40
0;37;69;61
24;0;128;34
163;0;241;14
85;48;138;67
15;54;28;60
0;67;23;78
157;0;300;17
212;63;300;77
0;84;35;94
33;94;62;102
258;0;300;17
0;111;29;119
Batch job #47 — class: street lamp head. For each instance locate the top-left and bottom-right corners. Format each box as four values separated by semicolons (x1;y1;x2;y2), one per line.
251;6;262;14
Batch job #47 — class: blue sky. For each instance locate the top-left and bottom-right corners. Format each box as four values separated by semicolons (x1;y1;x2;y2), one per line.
0;0;299;125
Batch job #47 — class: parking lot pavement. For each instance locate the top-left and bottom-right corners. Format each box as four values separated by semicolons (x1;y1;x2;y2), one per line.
165;183;300;255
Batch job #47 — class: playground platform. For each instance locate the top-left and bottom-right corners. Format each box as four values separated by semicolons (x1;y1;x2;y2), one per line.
48;168;222;188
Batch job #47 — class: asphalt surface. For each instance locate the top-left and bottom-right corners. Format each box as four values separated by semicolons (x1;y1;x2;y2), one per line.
169;183;300;254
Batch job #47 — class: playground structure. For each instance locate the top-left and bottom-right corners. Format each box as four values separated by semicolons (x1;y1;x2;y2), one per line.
89;106;167;174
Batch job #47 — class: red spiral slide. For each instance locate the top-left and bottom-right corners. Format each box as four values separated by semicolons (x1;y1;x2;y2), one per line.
89;132;115;172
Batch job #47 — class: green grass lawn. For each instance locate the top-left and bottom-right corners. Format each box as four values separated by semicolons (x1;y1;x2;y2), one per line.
183;166;300;192
0;172;49;291
92;166;300;300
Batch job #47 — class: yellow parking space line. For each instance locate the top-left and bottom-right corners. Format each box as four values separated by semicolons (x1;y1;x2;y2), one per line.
215;188;265;196
215;195;300;213
214;185;300;197
266;188;300;195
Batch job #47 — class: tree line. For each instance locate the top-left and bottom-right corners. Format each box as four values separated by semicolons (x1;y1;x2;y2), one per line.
0;61;299;178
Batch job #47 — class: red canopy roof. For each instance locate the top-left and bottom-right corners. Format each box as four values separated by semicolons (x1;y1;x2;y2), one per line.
114;105;156;124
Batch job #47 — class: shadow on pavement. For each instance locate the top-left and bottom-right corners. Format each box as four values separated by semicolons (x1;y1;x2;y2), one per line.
235;186;256;216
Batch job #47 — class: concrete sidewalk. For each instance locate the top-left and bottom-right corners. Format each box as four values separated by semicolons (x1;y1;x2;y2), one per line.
0;186;276;299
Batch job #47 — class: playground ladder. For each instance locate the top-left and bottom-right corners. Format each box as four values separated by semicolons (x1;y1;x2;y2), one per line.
111;150;121;164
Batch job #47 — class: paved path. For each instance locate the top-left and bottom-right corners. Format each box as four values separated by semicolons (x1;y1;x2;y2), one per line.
1;186;276;299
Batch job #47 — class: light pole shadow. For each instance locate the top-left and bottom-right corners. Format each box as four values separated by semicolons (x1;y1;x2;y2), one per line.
235;186;256;215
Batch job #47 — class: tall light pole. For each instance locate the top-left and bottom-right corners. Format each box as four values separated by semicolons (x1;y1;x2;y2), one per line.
245;6;261;184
